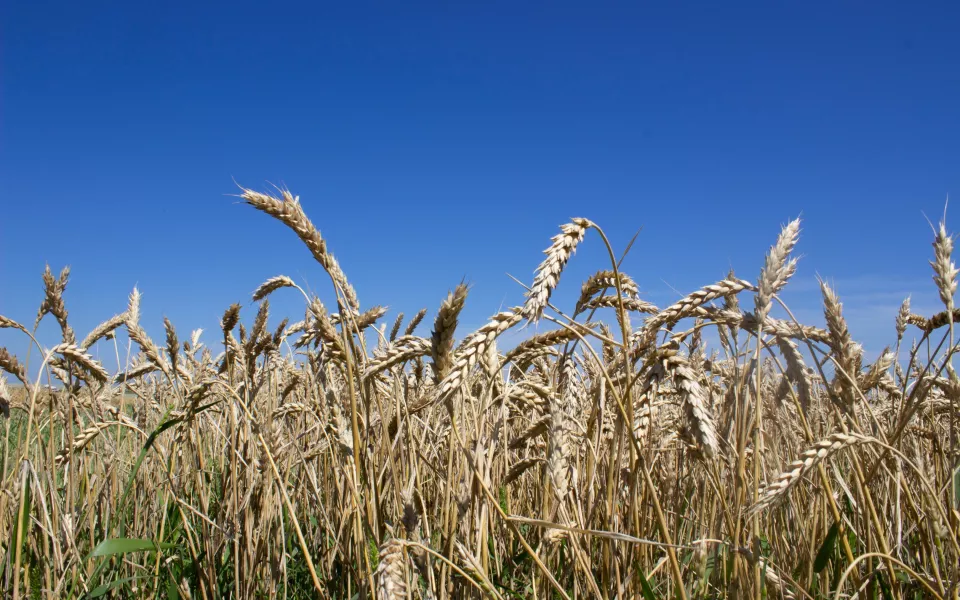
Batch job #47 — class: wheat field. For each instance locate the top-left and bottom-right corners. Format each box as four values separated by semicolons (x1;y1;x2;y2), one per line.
1;186;958;599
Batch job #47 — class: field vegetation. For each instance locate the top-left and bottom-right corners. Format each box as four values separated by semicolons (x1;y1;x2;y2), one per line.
1;186;958;599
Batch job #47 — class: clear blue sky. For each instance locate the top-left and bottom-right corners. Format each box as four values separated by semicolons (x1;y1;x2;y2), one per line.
2;1;959;367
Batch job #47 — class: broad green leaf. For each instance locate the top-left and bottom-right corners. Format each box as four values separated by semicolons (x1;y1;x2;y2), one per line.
877;572;894;600
85;575;147;598
637;568;659;600
953;467;960;510
814;521;840;573
90;537;179;557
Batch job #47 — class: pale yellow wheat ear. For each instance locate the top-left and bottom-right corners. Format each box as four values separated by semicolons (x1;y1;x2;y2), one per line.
252;275;297;302
576;269;640;313
389;312;404;342
748;432;874;514
430;308;523;410
648;345;720;458
0;374;10;418
819;279;860;405
895;296;911;342
523;218;594;321
50;343;110;383
220;303;241;333
240;186;360;311
374;538;407;599
431;283;468;382
403;308;427;336
643;276;756;335
930;219;958;310
363;336;431;379
80;313;126;350
755;217;801;322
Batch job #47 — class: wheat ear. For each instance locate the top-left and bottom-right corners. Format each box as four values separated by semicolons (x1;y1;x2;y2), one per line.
431;283;468;382
755;218;801;322
523;218;594;321
241;186;360;310
749;432;873;514
374;538;407;599
252;275;297;301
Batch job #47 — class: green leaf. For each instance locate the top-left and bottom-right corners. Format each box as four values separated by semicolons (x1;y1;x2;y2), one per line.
953;467;960;510
877;572;894;600
90;537;179;557
11;472;32;557
637;568;659;600
814;521;840;573
85;575;147;598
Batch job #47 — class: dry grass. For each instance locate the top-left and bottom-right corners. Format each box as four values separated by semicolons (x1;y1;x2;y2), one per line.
0;186;958;599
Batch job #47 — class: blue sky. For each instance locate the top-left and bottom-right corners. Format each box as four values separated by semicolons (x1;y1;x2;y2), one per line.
2;1;959;369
